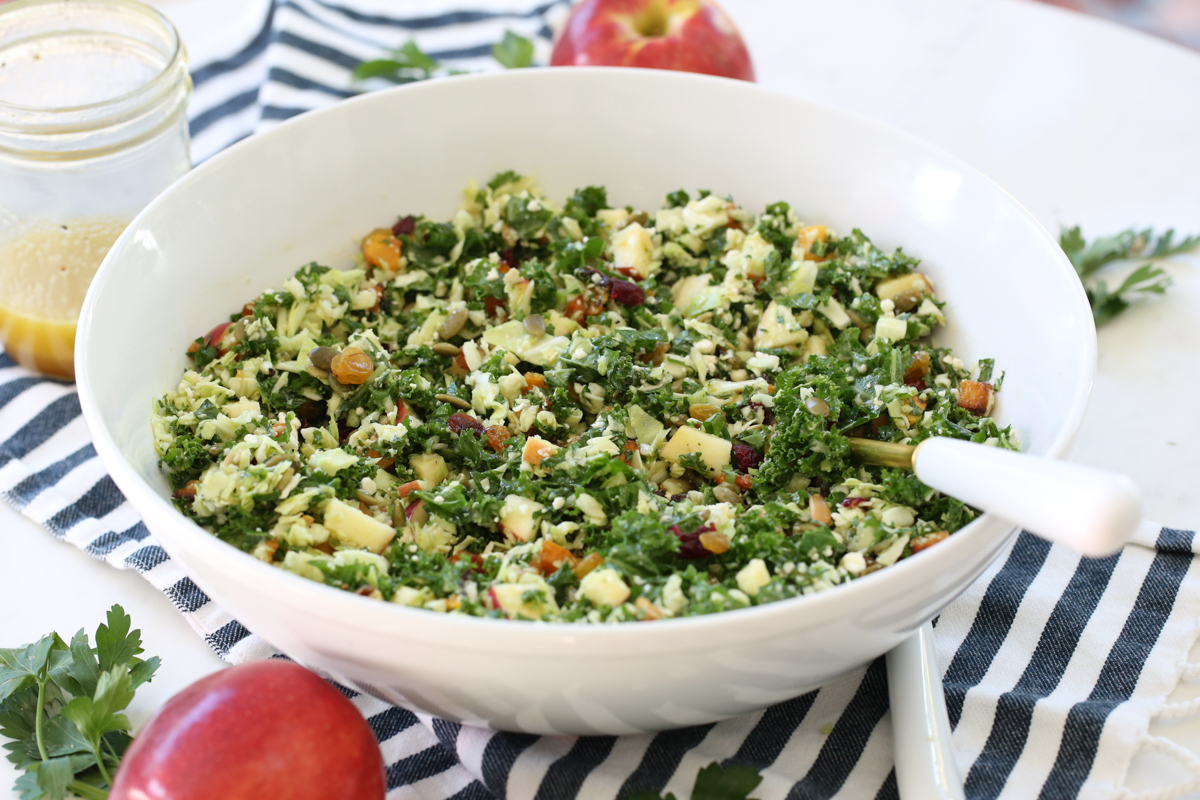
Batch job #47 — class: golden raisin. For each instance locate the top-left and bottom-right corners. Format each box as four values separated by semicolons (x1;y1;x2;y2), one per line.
573;552;605;579
797;225;831;261
330;346;375;384
523;373;547;391
957;380;994;415
809;494;832;525
362;228;402;270
484;425;513;453
698;530;730;555
635;596;663;620
538;541;577;576
904;351;931;385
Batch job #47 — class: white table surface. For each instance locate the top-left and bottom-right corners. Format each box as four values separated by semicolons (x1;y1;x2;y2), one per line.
3;0;1199;795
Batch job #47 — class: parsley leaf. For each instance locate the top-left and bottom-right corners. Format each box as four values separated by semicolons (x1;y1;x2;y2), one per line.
493;30;534;69
353;40;441;83
0;606;160;799
627;761;763;800
1059;225;1197;324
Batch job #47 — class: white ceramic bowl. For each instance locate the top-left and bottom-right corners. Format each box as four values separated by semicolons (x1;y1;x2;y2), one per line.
76;68;1095;735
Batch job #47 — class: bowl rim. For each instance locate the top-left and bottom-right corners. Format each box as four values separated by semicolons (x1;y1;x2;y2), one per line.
75;66;1097;645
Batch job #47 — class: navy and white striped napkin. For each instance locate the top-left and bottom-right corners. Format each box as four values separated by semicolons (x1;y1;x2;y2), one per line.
4;2;1200;797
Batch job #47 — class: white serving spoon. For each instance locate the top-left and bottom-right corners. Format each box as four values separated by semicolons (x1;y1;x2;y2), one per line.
849;436;1140;558
865;437;1144;798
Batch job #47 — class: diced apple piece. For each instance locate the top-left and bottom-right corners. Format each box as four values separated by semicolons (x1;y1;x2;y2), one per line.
489;581;559;620
672;274;719;319
322;497;396;554
498;494;544;542
754;300;809;350
682;194;729;236
406;309;447;348
546;309;579;336
410;453;448;484
874;316;909;342
520;335;570;367
781;260;818;296
725;230;775;280
876;272;933;312
481;319;569;366
735;558;771;597
578;567;631;607
628;404;664;448
611;221;658;279
523;436;559;466
957;380;994;416
482;319;528;353
818;297;852;330
595;208;629;229
660;427;732;471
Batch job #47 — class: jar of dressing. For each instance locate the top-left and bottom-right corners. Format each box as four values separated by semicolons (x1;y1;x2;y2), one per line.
0;0;191;379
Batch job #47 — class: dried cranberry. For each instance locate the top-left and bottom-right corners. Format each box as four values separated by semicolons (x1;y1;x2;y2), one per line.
447;412;484;435
673;523;715;560
731;444;763;472
484;296;506;317
500;248;518;270
392;215;416;236
610;279;644;307
841;497;871;509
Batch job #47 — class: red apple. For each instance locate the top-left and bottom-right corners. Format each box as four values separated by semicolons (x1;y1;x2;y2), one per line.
550;0;755;81
109;661;385;800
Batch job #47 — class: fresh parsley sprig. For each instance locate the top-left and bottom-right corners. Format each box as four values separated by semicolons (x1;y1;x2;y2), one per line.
352;30;534;84
0;606;160;800
1060;226;1199;325
628;762;763;800
492;30;535;69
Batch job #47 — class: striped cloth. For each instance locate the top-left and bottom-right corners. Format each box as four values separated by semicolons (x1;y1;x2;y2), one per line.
4;2;1200;797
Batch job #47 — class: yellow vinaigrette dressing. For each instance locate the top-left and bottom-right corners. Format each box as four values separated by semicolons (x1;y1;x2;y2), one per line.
0;219;127;380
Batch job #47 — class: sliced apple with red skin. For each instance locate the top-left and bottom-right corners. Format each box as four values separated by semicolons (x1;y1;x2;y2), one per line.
405;498;429;527
488;581;559;619
499;494;544;542
108;661;385;800
186;321;232;356
551;0;754;82
398;480;423;499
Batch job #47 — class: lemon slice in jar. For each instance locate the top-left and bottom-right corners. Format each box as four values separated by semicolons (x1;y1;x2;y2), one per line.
0;218;127;380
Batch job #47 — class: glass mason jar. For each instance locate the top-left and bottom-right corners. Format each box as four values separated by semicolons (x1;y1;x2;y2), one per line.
0;0;191;379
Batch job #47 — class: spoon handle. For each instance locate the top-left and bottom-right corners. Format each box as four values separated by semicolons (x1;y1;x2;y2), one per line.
913;437;1140;557
887;621;965;800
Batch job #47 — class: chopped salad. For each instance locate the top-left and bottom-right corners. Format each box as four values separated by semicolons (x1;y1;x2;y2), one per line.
152;172;1015;623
